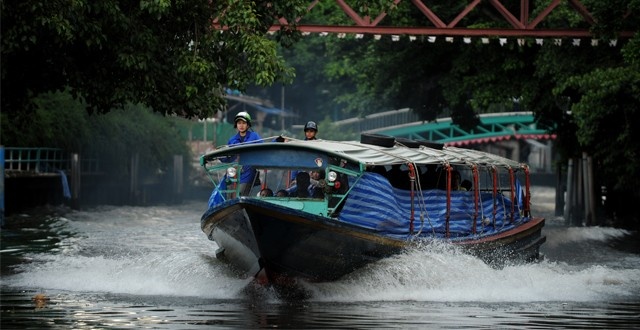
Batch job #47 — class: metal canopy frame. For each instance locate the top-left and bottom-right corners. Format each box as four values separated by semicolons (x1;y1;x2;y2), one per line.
371;112;556;144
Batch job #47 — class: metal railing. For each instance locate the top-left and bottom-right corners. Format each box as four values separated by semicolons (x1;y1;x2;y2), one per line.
4;148;69;174
291;108;423;133
334;108;421;132
3;148;102;175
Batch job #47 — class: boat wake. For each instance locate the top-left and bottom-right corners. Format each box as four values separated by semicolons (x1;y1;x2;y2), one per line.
299;236;640;303
3;211;638;303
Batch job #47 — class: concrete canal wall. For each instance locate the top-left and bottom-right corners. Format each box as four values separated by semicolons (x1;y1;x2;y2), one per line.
4;172;187;216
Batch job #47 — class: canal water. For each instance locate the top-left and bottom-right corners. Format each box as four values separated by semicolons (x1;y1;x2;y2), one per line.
1;187;639;329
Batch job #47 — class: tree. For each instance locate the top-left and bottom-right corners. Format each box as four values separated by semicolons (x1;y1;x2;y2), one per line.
263;0;639;226
0;90;190;179
1;0;308;119
560;66;640;187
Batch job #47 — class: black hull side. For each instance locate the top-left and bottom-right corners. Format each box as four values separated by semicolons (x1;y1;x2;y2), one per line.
202;199;404;282
201;200;546;282
454;217;546;266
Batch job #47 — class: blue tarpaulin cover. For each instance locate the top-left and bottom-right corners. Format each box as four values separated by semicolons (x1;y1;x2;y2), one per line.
205;171;529;240
208;180;227;208
337;172;528;239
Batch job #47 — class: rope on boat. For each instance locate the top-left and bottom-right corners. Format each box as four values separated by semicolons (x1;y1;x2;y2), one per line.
495;168;508;231
413;167;433;237
346;139;441;238
523;164;532;217
478;168;490;234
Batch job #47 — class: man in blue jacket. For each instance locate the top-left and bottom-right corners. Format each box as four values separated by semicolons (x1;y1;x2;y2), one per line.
226;111;263;196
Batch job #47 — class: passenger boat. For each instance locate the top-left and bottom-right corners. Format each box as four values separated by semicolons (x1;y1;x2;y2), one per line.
200;133;546;285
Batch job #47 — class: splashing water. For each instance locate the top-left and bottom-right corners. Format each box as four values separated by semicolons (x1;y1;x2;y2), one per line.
3;202;638;304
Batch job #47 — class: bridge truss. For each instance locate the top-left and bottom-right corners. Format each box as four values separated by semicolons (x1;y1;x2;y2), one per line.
261;0;636;38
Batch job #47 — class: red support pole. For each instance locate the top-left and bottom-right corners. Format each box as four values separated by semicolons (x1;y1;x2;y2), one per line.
472;165;479;235
492;166;498;229
524;165;531;217
509;167;516;223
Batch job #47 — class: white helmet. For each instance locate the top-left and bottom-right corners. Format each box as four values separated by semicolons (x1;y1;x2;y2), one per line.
234;111;252;128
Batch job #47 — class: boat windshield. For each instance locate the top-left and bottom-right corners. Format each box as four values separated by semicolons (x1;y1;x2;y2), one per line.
252;167;319;198
205;164;347;199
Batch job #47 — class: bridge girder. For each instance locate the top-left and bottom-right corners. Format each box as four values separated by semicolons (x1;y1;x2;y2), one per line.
256;0;636;38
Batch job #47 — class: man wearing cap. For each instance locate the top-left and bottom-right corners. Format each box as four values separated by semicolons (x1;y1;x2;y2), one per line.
289;121;320;186
303;121;318;140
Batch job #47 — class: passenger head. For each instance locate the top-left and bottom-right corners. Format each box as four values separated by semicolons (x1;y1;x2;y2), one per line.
310;170;325;180
451;170;462;189
276;189;289;197
259;188;273;197
461;179;472;191
303;121;318;140
295;172;311;197
234;111;252;132
370;166;387;176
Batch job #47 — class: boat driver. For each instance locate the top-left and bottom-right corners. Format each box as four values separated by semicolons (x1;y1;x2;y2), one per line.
225;111;263;196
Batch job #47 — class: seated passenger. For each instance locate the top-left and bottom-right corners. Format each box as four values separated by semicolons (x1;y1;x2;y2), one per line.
294;172;311;198
419;164;438;189
387;164;411;190
451;169;464;191
309;170;326;199
286;172;325;198
368;165;388;177
461;179;472;191
259;188;273;197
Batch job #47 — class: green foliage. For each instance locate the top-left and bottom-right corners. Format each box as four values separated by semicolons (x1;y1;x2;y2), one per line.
1;90;191;178
6;0;638;222
559;67;640;190
585;0;640;39
622;34;640;66
1;0;305;119
1;90;91;150
289;117;358;141
87;103;191;178
253;1;640;225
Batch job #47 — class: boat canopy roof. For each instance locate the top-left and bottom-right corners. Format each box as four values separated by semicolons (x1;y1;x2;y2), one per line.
201;136;525;170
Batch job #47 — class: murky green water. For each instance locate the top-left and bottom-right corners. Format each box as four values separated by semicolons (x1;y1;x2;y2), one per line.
2;187;639;329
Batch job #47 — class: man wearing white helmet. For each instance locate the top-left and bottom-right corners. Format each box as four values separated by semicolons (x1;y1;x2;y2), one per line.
228;111;261;145
226;111;263;195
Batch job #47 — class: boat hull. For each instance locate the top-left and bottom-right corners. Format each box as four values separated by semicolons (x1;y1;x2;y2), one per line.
202;199;545;283
454;217;546;265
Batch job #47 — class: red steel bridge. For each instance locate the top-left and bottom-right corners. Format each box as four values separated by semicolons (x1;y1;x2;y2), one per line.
224;0;637;38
